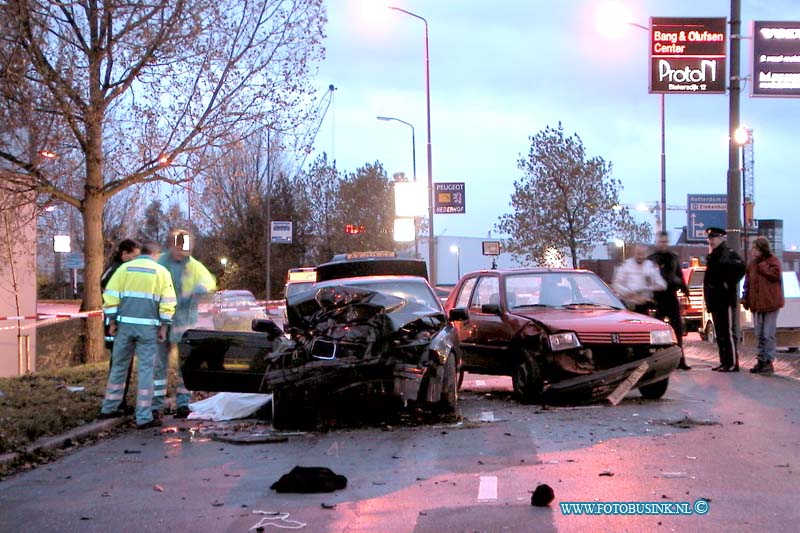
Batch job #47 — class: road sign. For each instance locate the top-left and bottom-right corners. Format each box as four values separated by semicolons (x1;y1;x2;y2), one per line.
752;21;800;97
649;17;727;94
482;241;501;256
63;252;84;270
686;194;727;242
271;221;292;244
434;182;465;214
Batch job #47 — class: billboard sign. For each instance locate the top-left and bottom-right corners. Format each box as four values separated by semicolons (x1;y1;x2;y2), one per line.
752;21;800;97
686;194;727;242
434;182;465;214
650;17;727;94
270;221;292;244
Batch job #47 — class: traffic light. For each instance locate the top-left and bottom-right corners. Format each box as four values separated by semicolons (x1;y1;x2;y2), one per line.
345;224;365;235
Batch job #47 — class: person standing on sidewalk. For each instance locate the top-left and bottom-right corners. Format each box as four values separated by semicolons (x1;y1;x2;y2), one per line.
741;236;784;374
612;244;666;314
649;231;692;370
703;227;746;372
154;229;216;419
99;242;176;429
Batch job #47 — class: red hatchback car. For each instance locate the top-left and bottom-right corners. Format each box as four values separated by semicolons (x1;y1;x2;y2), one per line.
444;268;682;403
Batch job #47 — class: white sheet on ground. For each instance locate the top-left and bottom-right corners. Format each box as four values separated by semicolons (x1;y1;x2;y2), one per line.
187;392;273;421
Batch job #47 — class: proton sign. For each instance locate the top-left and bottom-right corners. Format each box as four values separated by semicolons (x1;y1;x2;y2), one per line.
687;194;727;242
650;17;727;94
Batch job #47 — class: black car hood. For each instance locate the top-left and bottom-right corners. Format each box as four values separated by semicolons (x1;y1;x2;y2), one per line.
286;285;445;333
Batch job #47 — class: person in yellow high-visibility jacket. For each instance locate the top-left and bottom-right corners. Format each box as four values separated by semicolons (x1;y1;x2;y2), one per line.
99;242;177;429
154;229;216;419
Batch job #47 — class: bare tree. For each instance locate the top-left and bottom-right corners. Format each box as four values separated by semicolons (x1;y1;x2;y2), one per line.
0;0;325;360
498;123;627;268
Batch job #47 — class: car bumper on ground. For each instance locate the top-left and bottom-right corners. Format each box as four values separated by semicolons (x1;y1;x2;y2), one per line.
543;345;682;403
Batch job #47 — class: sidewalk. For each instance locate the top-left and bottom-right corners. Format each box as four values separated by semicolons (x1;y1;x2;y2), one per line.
683;336;800;381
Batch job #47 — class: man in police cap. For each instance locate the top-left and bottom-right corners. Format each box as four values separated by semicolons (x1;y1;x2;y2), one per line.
703;227;745;372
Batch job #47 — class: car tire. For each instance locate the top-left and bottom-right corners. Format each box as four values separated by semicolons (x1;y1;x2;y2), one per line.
704;321;716;345
512;350;543;404
436;354;458;414
639;377;669;400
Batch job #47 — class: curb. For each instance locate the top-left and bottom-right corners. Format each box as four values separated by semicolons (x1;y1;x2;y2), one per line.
0;417;126;468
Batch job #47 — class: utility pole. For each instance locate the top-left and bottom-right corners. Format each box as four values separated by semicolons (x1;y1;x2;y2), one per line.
726;0;743;255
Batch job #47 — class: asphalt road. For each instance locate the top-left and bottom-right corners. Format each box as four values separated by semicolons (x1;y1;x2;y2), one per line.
2;352;799;532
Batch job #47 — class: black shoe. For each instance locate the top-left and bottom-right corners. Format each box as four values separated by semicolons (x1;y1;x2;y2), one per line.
152;410;162;421
174;406;191;419
120;404;135;416
136;419;163;430
718;366;736;372
731;364;740;372
677;360;692;370
750;361;764;373
98;409;125;420
751;361;774;374
711;365;725;371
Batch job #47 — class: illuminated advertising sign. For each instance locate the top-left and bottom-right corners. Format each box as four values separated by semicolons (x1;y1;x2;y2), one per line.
650;17;727;94
434;182;465;214
752;21;800;97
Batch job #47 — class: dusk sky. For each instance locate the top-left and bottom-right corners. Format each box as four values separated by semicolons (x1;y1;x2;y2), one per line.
312;0;800;248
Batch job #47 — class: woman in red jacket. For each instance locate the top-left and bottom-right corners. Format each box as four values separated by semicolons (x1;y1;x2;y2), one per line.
741;237;784;374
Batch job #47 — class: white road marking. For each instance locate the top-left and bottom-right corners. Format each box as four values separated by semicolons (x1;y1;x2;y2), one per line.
479;411;495;422
478;476;498;501
475;379;486;387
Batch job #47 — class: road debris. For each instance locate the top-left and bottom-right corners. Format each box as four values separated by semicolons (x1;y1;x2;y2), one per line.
650;416;721;429
188;392;272;422
530;484;555;507
211;500;224;507
153;484;164;492
271;466;347;493
321;502;336;509
123;449;141;454
250;511;306;530
598;470;614;477
55;384;85;392
661;472;688;478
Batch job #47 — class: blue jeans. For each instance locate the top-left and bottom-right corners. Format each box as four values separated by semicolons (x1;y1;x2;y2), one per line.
753;310;779;362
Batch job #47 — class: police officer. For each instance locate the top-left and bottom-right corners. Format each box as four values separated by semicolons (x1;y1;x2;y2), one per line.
154;229;216;419
99;241;176;429
703;227;746;372
649;231;691;370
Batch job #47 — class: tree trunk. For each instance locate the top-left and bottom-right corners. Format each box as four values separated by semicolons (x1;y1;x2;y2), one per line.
81;189;105;362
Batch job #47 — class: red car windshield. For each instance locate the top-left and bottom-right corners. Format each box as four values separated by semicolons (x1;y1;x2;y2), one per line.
504;272;624;310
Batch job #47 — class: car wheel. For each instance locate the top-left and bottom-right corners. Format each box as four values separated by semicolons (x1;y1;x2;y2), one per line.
436;354;458;414
639;378;669;400
512;350;543;404
704;321;716;345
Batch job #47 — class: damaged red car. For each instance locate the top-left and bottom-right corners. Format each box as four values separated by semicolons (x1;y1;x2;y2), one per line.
179;257;465;428
444;268;682;403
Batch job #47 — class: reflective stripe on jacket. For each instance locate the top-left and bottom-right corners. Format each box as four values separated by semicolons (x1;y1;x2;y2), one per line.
103;256;177;326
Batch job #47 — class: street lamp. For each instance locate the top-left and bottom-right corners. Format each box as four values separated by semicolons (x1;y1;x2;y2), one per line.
449;244;460;280
614;239;626;261
626;21;667;233
388;6;436;286
220;257;228;275
735;126;753;262
377;116;416;182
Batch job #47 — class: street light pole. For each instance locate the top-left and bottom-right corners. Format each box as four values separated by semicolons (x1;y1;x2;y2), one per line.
377;115;419;257
727;0;743;256
629;21;667;233
389;6;436;286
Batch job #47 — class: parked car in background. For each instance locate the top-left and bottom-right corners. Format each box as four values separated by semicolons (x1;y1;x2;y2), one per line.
284;267;316;299
679;265;706;338
210;290;266;331
444;268;682;404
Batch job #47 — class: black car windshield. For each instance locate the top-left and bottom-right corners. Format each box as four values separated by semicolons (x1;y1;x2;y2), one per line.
505;272;624;310
329;279;441;310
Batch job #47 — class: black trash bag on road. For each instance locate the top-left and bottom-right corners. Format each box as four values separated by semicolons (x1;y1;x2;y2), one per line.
271;466;348;493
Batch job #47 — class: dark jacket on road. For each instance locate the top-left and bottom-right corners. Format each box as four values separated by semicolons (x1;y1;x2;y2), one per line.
704;243;745;312
742;255;784;313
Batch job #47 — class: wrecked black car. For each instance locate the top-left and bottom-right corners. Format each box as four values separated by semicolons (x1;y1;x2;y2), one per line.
179;257;467;428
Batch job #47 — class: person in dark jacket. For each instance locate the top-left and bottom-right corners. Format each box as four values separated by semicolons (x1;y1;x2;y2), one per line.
741;236;784;374
703;227;746;372
649;231;691;370
100;238;141;413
